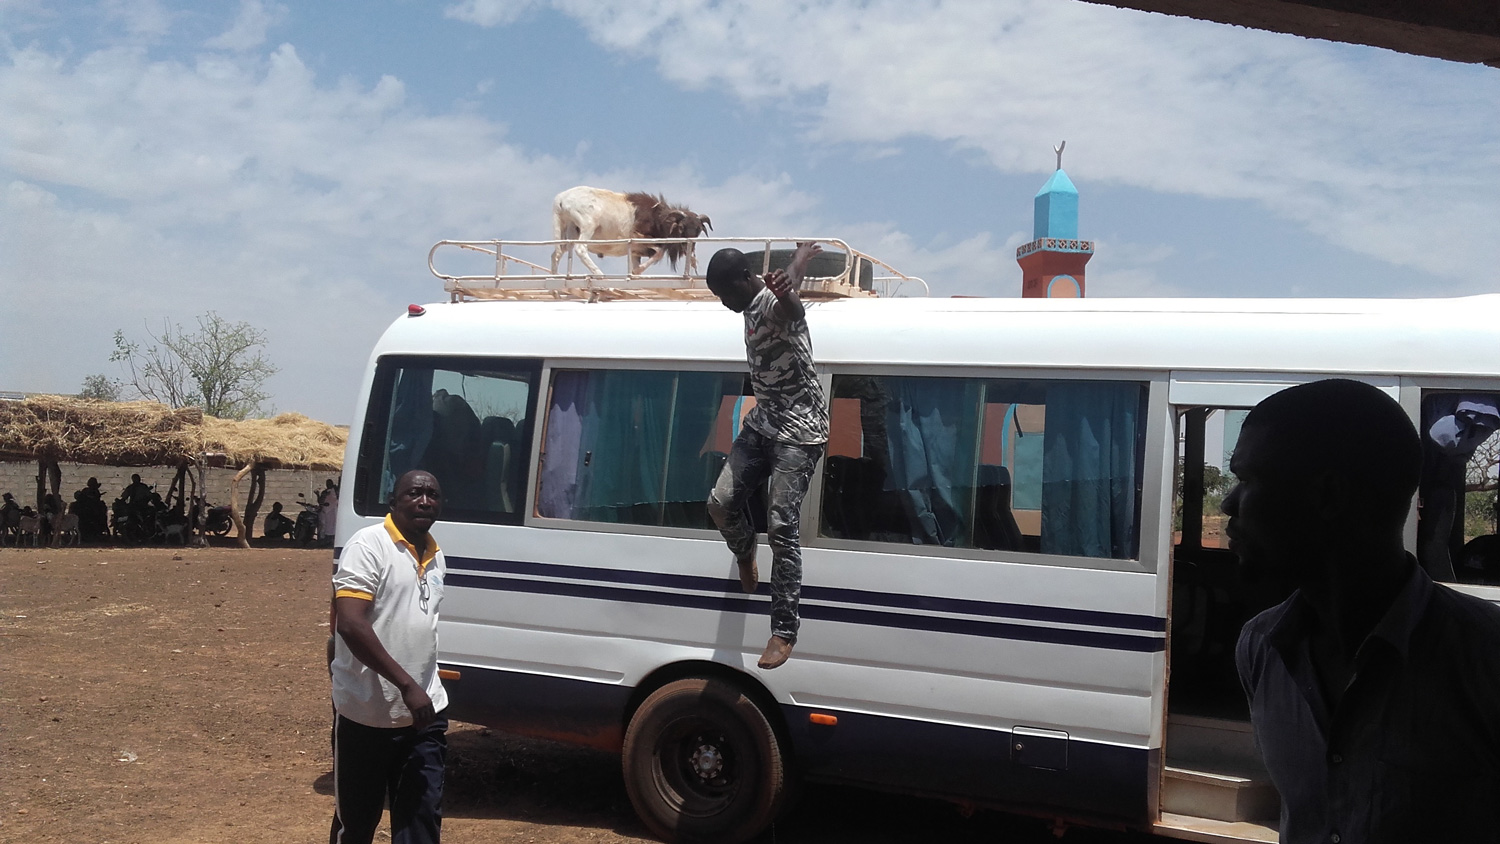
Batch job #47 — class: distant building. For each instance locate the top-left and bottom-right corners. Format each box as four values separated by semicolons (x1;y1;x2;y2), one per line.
1016;146;1094;297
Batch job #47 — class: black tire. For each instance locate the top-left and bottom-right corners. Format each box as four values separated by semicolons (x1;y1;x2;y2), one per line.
209;521;231;537
622;678;789;844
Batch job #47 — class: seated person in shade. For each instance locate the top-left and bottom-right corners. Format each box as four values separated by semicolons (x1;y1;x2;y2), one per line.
1226;379;1500;844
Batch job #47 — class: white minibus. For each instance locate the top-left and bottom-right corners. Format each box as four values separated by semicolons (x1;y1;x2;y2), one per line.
336;287;1500;843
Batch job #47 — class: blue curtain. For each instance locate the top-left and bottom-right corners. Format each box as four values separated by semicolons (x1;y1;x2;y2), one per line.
661;372;740;507
573;371;673;523
538;370;738;525
1040;382;1141;559
882;377;982;546
383;368;434;501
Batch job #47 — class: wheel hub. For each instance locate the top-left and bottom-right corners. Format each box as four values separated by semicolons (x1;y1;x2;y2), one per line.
689;740;724;780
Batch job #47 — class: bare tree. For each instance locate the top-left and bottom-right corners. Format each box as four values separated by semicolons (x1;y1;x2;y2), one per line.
1462;432;1500;537
1467;432;1500;494
111;312;278;420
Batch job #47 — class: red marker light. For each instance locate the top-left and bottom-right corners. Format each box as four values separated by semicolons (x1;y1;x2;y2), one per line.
408;304;426;317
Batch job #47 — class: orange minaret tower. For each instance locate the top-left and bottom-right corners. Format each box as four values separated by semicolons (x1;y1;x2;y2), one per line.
1017;142;1093;298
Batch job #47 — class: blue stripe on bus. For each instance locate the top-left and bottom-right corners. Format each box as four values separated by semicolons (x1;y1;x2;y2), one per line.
445;555;1164;631
445;569;1164;653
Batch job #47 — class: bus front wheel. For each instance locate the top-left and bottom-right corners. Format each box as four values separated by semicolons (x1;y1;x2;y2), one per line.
622;677;788;844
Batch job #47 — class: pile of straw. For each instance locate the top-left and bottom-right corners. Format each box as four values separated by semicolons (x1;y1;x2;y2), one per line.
0;396;347;471
0;396;203;466
201;412;347;471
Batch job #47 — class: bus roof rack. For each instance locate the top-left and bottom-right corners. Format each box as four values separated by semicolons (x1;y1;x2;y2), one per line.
429;237;930;303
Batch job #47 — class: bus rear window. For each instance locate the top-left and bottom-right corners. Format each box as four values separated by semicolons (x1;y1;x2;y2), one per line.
355;356;540;524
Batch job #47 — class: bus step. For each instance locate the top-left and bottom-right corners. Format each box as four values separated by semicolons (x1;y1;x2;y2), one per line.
1163;764;1279;824
1155;811;1278;843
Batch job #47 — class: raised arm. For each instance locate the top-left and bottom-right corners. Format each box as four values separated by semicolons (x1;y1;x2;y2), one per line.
766;241;821;321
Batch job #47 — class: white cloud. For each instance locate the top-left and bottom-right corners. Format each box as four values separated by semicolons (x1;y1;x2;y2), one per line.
1085;239;1190;298
204;0;286;52
100;0;174;38
0;41;581;418
483;0;1500;288
444;0;541;27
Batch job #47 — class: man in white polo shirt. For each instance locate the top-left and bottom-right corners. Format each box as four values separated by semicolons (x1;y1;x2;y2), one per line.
329;469;447;844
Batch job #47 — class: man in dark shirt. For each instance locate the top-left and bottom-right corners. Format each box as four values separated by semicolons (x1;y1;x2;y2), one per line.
1226;379;1500;843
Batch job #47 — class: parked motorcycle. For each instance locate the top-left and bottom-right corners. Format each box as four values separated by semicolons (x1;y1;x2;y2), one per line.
194;498;233;537
293;495;320;546
111;494;160;544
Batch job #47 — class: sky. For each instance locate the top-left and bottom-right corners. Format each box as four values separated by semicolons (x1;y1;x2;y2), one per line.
2;0;1498;423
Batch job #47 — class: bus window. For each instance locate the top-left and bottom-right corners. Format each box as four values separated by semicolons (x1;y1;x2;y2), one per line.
820;374;1147;560
355;356;540;524
1419;392;1500;585
1176;408;1248;553
535;369;747;529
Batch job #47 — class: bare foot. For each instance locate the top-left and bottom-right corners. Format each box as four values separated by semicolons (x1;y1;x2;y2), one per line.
757;635;793;670
736;552;758;593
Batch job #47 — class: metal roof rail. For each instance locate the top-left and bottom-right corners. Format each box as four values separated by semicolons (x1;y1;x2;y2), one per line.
428;236;929;302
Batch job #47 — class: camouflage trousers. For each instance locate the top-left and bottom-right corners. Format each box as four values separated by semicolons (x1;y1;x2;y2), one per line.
708;426;824;645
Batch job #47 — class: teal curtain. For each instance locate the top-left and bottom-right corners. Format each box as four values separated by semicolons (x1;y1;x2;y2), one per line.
661;372;741;526
1040;382;1142;559
882;377;983;546
539;369;740;526
576;371;675;524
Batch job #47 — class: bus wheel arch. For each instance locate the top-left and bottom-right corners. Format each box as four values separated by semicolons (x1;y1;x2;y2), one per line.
621;667;793;844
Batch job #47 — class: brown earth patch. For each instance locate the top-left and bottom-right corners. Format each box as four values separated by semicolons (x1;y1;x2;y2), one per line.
0;546;1149;844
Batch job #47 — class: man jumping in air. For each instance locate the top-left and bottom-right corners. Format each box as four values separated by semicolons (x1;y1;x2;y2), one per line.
705;242;829;670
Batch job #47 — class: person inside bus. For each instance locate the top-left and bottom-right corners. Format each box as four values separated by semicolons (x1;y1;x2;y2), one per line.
1417;395;1500;581
704;241;829;670
1226;379;1500;844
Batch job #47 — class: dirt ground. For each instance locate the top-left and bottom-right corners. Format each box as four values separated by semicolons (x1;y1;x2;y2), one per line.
0;545;1151;844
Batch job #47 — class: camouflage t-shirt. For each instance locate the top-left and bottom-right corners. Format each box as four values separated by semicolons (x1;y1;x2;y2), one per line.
741;287;829;445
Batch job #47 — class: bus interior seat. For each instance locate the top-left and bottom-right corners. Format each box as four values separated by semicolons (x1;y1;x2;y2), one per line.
821;455;855;538
821;455;893;541
1458;533;1500;584
481;415;516;513
974;464;1023;551
430;391;485;505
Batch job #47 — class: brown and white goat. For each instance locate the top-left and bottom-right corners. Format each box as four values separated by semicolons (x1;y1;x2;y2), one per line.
549;186;712;277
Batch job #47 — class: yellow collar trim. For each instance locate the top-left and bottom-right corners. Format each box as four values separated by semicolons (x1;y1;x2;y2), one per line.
383;514;440;574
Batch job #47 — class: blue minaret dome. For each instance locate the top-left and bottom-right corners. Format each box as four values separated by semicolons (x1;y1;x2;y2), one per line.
1033;168;1079;240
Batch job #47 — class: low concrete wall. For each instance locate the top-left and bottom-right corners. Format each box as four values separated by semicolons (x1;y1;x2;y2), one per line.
0;461;340;514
